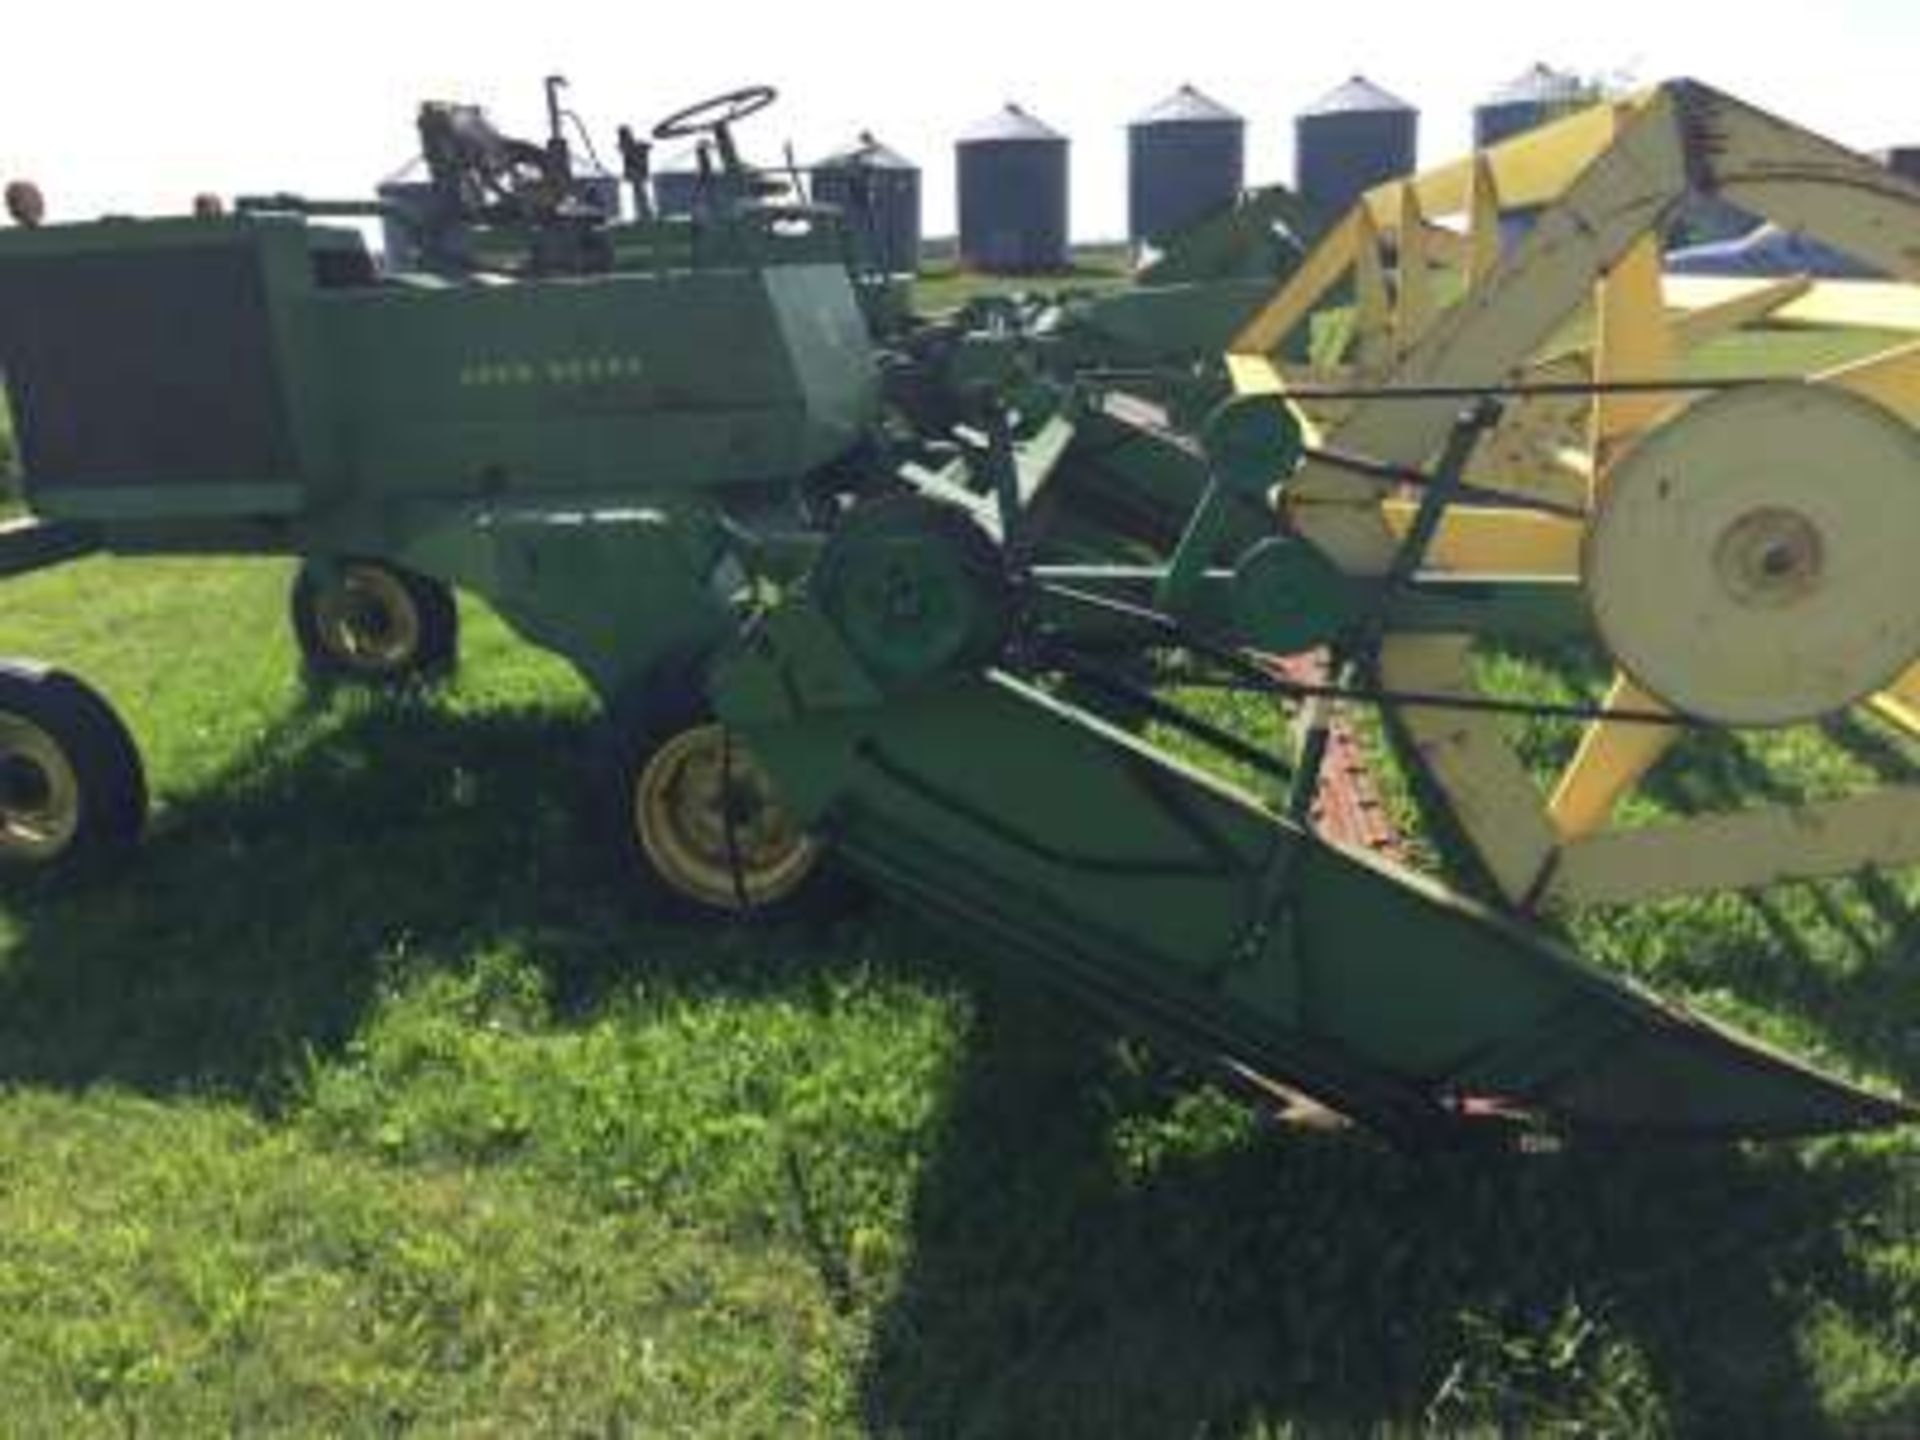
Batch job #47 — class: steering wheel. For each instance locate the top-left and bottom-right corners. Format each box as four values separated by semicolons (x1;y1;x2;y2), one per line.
652;85;778;142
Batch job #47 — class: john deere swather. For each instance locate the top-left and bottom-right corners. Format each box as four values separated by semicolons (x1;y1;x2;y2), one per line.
1;80;1916;1145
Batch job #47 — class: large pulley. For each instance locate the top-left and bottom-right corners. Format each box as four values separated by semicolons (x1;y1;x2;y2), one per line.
813;496;1012;689
1585;383;1920;726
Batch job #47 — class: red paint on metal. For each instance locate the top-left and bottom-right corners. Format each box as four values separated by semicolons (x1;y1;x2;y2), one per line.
1266;651;1406;861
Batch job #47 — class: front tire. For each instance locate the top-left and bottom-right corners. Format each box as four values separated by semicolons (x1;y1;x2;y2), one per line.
0;661;146;872
291;559;458;684
595;668;855;922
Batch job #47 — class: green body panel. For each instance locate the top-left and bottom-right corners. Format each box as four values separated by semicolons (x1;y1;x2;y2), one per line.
0;217;343;521
315;264;873;500
1060;280;1285;372
390;501;738;698
1136;184;1321;288
0;215;874;511
1048;404;1229;556
0;215;875;700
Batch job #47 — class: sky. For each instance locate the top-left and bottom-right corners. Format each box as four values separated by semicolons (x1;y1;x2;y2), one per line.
3;0;1917;242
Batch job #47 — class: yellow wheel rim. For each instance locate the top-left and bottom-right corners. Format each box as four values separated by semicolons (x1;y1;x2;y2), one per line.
0;713;80;863
313;565;423;675
634;723;821;911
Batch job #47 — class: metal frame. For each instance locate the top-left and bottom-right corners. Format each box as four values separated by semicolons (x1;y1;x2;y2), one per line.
1228;80;1920;908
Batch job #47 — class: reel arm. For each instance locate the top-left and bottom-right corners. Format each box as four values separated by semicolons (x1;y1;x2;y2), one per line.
1214;78;1920;909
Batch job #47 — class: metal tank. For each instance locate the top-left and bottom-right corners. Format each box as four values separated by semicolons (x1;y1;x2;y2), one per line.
652;158;703;220
1881;147;1920;183
655;162;759;220
814;132;922;277
1471;66;1590;250
957;103;1070;274
1128;84;1245;246
1295;76;1417;221
1475;64;1588;148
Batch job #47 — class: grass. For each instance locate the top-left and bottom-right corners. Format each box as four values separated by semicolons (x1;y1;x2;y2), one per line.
2;292;1920;1431
0;558;963;1431
0;1090;860;1432
3;552;1919;1436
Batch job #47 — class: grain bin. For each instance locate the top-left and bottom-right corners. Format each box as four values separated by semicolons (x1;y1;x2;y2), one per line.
1295;76;1417;221
652;157;704;219
653;160;759;220
957;103;1070;274
1474;64;1589;149
1881;147;1920;183
1128;84;1245;246
814;132;922;276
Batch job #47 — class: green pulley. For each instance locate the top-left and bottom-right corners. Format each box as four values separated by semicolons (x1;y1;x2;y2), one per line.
1201;393;1307;500
813;495;1012;689
1231;536;1365;655
1158;395;1310;616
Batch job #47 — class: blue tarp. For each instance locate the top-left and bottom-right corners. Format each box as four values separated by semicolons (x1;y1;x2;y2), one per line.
1666;223;1882;279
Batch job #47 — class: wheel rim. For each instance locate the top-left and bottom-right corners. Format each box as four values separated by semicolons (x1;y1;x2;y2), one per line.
312;565;423;675
0;713;80;862
633;723;821;910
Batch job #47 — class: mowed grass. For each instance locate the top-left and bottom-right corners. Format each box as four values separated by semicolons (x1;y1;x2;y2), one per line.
0;556;1028;1431
2;338;1920;1433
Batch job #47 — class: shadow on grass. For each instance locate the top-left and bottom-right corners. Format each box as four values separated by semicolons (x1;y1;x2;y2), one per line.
0;690;876;1106
861;990;1894;1437
1383;648;1920;1094
0;695;575;1100
0;685;1907;1433
1636;717;1920;1094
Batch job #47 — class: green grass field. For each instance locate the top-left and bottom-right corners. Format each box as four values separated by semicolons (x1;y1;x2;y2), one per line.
2;315;1920;1433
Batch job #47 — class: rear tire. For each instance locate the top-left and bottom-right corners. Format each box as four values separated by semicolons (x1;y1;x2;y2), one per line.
594;666;859;923
0;661;145;872
291;559;458;684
